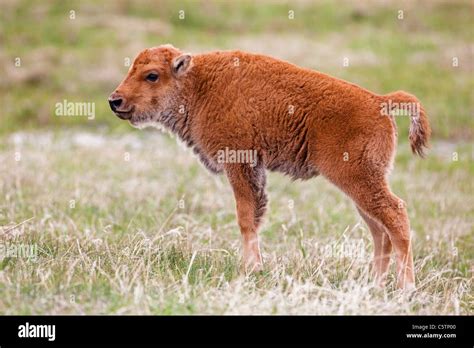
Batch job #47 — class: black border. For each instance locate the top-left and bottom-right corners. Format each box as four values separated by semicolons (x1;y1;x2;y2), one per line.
0;315;472;346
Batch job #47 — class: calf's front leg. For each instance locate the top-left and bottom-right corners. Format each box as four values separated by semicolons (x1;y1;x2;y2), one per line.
225;163;267;272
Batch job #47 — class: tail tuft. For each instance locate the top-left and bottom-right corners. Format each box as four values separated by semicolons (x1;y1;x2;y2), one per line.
384;91;431;157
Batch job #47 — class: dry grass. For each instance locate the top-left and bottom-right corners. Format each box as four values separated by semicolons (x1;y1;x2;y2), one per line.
0;131;472;314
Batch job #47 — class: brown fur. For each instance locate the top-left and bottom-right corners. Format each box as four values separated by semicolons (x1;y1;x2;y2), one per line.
109;44;431;289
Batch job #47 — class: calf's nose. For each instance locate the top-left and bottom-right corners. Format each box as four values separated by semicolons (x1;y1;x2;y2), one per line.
108;93;123;111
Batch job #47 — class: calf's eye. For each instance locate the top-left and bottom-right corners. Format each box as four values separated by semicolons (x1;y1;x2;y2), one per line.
146;73;159;82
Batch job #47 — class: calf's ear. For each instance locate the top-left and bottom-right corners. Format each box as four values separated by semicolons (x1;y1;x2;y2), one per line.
172;54;192;77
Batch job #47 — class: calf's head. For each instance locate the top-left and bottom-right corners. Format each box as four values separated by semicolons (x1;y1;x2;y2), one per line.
108;44;192;127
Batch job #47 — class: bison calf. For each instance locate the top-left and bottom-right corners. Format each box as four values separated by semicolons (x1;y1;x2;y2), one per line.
109;44;431;289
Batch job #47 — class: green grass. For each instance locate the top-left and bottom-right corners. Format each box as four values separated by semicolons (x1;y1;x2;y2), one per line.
1;0;473;139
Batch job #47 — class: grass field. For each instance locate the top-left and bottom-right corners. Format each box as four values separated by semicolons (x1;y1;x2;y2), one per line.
0;131;472;314
0;0;473;314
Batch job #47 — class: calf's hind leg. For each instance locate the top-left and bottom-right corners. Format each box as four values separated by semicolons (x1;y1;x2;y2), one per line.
347;178;415;289
356;207;392;286
225;163;268;272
